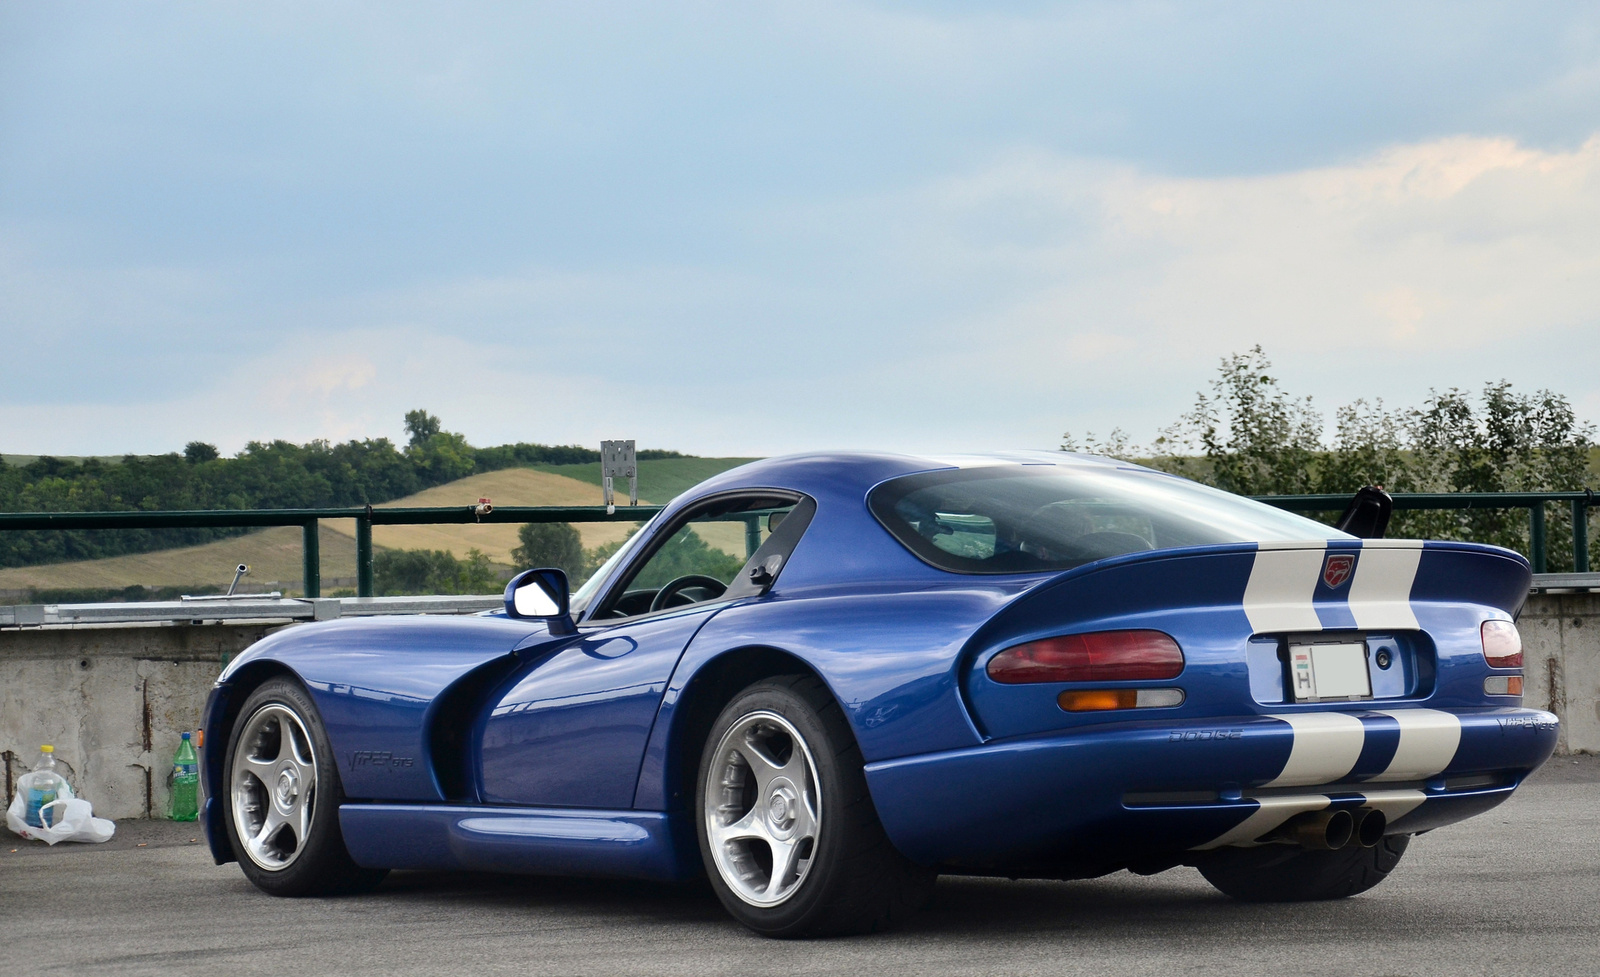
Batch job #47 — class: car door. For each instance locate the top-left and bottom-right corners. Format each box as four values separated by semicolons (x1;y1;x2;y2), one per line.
477;490;814;809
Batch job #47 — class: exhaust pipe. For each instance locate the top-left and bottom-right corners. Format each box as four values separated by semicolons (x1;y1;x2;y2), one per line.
1269;809;1354;850
1354;807;1387;848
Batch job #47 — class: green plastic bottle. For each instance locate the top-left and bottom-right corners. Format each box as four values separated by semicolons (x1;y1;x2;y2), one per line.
169;732;199;822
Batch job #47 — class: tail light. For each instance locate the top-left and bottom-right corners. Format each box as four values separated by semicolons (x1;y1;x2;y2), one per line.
1481;620;1523;668
987;630;1184;684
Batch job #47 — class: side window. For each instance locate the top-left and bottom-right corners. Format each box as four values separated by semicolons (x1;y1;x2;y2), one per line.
593;493;814;620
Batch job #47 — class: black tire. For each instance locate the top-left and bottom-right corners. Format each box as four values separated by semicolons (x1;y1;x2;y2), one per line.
695;674;935;937
1197;835;1410;902
222;677;388;896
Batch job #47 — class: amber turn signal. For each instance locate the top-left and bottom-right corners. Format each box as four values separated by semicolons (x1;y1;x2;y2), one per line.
1057;688;1186;712
1058;689;1137;712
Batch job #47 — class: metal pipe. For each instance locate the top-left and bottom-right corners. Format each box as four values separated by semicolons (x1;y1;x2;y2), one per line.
357;509;373;598
1268;809;1354;851
744;514;762;559
1531;504;1547;574
1574;498;1590;574
301;519;320;599
1354;808;1387;848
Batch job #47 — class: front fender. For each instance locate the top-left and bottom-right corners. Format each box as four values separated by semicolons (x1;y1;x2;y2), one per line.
208;615;558;804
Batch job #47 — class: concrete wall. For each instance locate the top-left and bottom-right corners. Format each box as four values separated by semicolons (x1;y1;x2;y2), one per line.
2;592;1597;820
1519;591;1600;754
0;624;271;820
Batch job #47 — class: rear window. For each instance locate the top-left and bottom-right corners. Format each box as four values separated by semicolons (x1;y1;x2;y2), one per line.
869;466;1351;574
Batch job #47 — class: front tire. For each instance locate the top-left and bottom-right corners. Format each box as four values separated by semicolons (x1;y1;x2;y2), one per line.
695;675;934;937
223;677;388;896
1197;835;1410;902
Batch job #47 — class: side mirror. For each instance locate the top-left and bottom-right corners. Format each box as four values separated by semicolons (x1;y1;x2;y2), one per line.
504;568;576;635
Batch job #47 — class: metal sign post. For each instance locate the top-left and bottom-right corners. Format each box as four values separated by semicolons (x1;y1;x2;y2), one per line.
601;440;638;514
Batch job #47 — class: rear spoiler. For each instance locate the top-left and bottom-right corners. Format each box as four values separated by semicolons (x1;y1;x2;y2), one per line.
1335;486;1392;539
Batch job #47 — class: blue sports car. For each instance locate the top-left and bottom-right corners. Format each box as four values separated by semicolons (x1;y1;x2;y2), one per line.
201;452;1557;936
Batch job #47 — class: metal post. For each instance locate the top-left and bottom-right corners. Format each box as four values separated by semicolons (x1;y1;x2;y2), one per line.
1529;504;1547;574
1574;498;1590;574
357;508;374;597
744;514;762;559
301;519;320;598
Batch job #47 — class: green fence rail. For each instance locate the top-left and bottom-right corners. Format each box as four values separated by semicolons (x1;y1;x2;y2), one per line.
0;504;668;598
0;490;1593;597
1254;491;1597;574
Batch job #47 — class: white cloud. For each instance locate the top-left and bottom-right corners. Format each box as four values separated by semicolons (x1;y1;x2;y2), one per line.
3;134;1598;458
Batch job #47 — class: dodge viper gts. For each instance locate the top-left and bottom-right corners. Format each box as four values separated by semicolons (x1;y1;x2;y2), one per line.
201;452;1557;936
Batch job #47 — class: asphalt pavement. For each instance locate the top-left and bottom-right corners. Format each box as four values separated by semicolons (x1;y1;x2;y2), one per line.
4;756;1598;977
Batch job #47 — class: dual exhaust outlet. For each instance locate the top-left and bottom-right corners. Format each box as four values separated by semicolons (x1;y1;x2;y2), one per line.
1268;807;1387;851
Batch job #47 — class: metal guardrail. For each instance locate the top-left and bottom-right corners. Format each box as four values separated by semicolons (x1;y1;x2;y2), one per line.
6;573;1597;630
0;594;504;628
1256;491;1597;574
0;490;1592;599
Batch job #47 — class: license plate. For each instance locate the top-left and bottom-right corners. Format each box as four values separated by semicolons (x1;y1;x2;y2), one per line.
1287;642;1372;702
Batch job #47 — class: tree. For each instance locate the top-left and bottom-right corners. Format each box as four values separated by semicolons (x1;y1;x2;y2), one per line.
512;522;586;580
183;442;219;464
403;409;441;448
1062;348;1597;570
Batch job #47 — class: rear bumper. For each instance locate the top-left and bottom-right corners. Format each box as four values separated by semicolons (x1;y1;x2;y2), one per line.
864;706;1557;872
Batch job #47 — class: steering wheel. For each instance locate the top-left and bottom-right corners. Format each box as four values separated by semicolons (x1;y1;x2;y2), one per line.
649;574;728;612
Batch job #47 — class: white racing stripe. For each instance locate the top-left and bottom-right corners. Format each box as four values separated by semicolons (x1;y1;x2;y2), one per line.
1348;540;1424;630
1369;709;1462;781
1357;788;1427;823
1193;794;1330;850
1261;711;1366;787
1242;541;1327;633
1241;538;1424;635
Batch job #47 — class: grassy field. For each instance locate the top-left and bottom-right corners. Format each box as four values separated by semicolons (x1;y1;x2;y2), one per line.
0;523;357;595
528;457;758;504
347;467;647;563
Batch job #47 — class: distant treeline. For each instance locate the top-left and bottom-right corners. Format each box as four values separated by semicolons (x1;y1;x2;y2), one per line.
0;410;683;570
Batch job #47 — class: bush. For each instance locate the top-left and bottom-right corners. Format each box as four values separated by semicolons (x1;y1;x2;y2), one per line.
373;547;501;596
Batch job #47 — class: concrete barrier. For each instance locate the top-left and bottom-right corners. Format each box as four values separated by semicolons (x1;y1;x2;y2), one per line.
1519;590;1600;754
1;624;271;820
2;589;1597;820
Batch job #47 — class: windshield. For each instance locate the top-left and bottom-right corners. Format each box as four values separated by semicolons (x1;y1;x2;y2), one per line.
569;512;660;615
869;466;1352;575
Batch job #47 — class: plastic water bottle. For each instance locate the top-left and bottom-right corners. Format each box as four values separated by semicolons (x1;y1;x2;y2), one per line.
169;732;199;822
21;745;68;829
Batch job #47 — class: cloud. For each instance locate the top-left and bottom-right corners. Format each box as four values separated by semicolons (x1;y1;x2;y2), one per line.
3;132;1598;458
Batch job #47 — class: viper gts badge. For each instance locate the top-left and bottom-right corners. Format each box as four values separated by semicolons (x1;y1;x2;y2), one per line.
1322;553;1355;589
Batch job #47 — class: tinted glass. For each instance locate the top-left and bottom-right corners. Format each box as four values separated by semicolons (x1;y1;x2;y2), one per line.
870;466;1352;574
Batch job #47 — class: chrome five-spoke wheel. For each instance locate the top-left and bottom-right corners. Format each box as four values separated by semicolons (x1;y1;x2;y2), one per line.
231;702;318;871
704;709;822;907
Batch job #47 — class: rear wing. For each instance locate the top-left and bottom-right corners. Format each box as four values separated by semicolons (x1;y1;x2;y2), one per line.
970;538;1532;656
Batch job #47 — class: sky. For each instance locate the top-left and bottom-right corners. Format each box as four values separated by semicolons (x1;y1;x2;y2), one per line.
2;1;1599;458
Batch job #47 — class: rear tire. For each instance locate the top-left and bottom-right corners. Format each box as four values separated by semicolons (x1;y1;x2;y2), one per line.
223;677;388;896
695;674;934;937
1197;835;1410;902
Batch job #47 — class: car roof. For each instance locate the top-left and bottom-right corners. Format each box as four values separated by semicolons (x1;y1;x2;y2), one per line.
674;450;1136;509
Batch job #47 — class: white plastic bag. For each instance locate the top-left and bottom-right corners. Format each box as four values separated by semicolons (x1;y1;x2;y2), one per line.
6;782;115;844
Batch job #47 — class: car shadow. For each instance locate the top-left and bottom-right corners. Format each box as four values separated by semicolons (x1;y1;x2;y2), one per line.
350;867;1323;940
